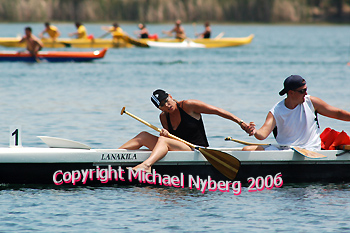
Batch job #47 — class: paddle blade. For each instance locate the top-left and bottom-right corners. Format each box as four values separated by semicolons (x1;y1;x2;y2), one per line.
123;35;149;48
199;148;240;180
292;147;326;159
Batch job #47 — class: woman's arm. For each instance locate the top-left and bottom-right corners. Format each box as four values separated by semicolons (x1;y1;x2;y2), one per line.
182;99;249;131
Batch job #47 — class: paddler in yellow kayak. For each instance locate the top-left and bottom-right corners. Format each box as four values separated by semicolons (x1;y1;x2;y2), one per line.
101;23;124;38
19;27;43;61
196;21;211;38
162;19;186;39
69;22;88;39
134;23;149;39
100;23;125;44
39;22;60;40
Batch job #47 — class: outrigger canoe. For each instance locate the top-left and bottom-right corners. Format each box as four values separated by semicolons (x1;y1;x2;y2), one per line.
0;37;134;48
0;48;107;62
0;136;349;185
146;39;206;48
143;34;255;48
0;34;254;49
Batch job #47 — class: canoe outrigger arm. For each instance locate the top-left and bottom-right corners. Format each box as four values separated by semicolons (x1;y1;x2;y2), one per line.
38;136;91;149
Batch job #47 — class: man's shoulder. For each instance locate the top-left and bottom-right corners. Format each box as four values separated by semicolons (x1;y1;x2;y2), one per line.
273;99;285;108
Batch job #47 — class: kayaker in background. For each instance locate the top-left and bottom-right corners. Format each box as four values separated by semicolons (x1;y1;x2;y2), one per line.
134;23;149;38
244;75;350;151
69;22;88;39
39;22;60;40
162;19;186;39
101;23;124;39
134;23;159;40
119;89;249;172
19;27;43;60
196;21;211;38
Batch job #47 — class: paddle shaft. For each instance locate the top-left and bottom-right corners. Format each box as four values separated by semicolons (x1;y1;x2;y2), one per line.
225;137;326;159
121;107;197;149
225;137;270;146
98;32;110;38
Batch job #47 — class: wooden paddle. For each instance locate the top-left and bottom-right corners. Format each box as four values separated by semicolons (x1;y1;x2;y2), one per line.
192;22;197;37
225;137;270;146
214;32;225;39
291;147;326;159
225;137;326;159
98;31;111;39
162;30;173;38
121;107;240;180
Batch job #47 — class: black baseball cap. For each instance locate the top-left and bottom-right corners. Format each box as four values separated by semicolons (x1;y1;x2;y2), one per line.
151;89;168;108
279;75;306;96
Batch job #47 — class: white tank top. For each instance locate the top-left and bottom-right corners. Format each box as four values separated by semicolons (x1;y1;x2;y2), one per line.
270;95;321;150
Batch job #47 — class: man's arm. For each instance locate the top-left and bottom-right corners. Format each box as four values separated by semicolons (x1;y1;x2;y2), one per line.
250;112;276;140
33;36;44;49
311;96;350;121
19;36;26;43
39;29;47;38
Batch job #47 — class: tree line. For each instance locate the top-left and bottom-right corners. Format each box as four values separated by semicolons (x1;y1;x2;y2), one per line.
0;0;349;23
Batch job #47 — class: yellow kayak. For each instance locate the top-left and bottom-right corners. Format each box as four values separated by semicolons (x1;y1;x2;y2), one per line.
0;37;134;48
0;34;254;49
142;34;254;48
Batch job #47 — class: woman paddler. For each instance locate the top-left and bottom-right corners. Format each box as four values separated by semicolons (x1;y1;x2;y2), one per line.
119;89;250;172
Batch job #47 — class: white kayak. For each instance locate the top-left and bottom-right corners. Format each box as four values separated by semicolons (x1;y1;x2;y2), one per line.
146;39;206;48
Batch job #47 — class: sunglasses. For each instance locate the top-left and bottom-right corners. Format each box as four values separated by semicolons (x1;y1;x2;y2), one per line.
294;88;307;94
159;97;169;108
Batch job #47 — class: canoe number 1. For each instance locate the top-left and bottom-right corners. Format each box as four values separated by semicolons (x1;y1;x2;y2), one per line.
12;129;19;146
9;126;22;147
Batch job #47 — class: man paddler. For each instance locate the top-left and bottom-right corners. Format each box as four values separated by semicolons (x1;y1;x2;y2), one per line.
39;22;60;40
162;20;186;39
19;27;43;61
69;22;88;39
101;23;124;39
244;75;350;151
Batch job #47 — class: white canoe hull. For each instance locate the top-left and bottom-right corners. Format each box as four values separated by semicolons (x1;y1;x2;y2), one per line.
146;40;206;48
0;146;349;185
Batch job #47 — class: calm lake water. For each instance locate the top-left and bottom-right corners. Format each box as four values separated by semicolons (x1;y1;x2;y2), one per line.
0;23;350;232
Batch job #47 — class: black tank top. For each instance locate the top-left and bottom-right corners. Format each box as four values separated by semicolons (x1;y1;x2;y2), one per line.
203;31;211;39
140;33;148;38
166;103;209;147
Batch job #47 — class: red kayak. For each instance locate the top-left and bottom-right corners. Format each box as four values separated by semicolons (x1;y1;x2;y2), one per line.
0;48;107;62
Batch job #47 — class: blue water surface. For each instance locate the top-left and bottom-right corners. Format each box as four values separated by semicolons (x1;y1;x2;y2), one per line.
0;23;349;232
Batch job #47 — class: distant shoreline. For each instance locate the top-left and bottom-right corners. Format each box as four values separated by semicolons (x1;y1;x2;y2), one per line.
0;0;349;23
